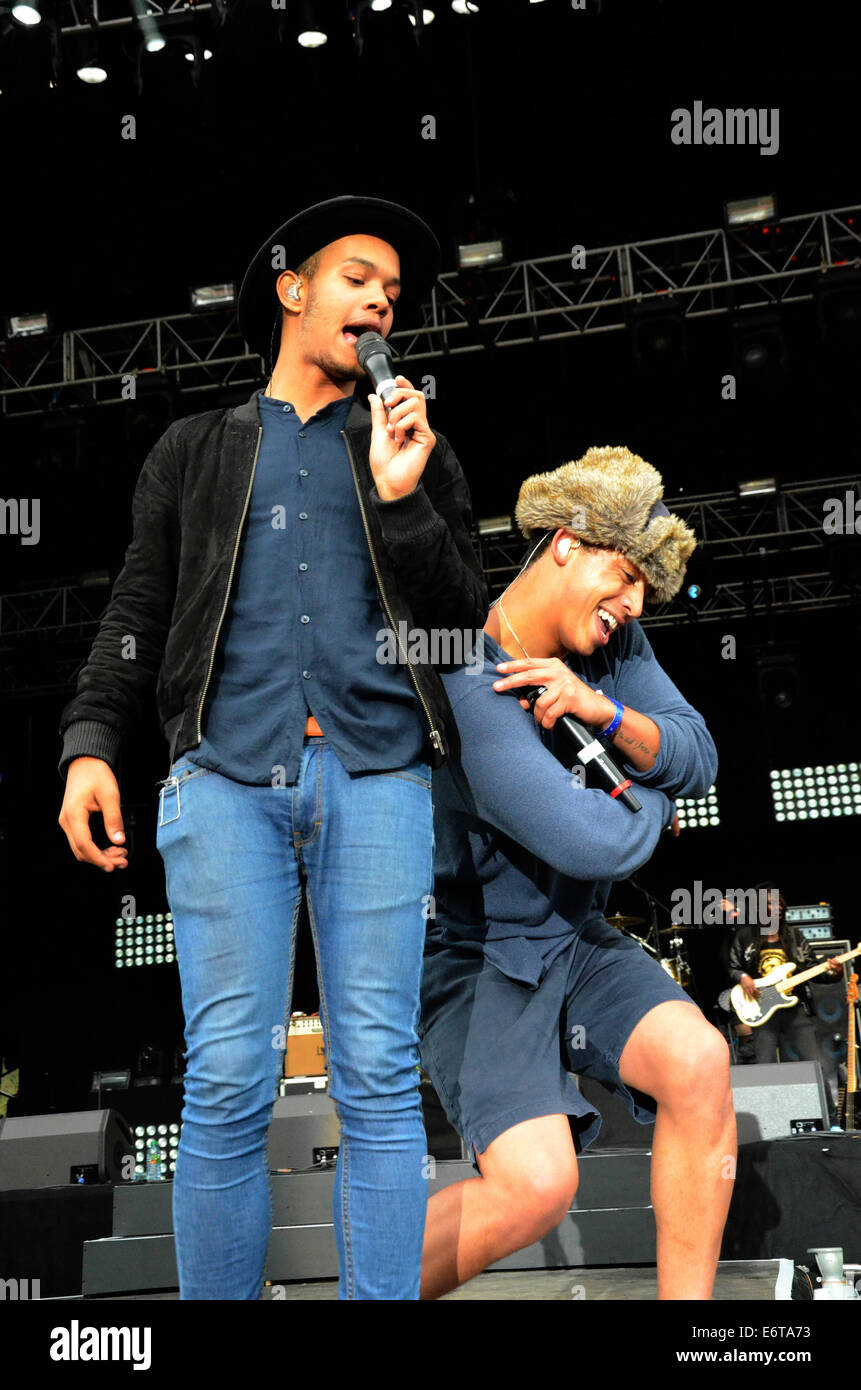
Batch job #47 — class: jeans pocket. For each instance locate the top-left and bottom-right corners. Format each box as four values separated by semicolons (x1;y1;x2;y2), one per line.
157;759;214;827
378;759;432;791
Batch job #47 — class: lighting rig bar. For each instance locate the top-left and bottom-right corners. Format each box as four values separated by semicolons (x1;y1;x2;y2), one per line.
1;204;858;416
2;474;860;700
55;0;215;34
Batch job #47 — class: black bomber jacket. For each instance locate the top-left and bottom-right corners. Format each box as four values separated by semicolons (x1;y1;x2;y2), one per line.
58;387;489;782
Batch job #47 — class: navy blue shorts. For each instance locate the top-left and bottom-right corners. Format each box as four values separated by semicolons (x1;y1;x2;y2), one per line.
418;916;700;1158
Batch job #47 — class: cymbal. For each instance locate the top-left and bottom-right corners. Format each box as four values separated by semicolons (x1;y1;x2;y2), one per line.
605;914;646;929
659;923;695;936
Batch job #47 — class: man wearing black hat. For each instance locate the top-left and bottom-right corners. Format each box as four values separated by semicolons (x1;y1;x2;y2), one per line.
57;196;488;1299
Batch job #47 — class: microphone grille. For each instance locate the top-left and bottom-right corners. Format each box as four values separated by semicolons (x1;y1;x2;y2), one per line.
355;331;390;369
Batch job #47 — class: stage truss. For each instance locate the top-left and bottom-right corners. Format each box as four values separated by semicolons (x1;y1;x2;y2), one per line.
1;204;859;417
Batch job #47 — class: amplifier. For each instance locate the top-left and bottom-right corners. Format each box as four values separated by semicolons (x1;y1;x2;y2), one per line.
284;1013;326;1078
0;1110;134;1191
730;1062;831;1143
786;904;834;934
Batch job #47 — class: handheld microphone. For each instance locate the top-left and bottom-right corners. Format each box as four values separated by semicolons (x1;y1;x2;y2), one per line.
356;331;398;408
522;685;642;813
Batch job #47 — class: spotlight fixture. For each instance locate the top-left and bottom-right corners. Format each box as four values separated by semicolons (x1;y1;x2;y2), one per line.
77;63;107;83
675;785;720;830
6;311;51;338
756;649;799;711
815;268;861;350
408;8;436;23
628;296;687;372
11;3;41;25
724;194;778;228
457;239;505;270
114;912;176;969
477;515;513;537
451;1;479;12
295;1;328;47
737;477;777;497
189;283;236;311
732;311;787;377
770;764;861;823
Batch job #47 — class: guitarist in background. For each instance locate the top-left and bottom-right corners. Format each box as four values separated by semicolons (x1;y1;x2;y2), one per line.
728;883;842;1066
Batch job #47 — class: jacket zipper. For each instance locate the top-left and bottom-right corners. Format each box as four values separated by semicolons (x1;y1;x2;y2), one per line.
341;429;444;757
196;424;264;743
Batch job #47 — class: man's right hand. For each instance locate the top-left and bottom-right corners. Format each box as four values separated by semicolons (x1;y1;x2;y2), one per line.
58;757;128;871
740;974;759;1001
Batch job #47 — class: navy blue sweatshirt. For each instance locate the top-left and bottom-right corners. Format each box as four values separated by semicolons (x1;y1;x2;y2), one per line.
428;624;718;988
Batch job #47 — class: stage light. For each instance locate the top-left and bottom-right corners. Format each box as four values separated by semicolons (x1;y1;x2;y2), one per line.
756;649;799;711
371;0;392;8
452;1;479;12
675;784;720;829
114;911;176;968
771;763;861;822
6;311;50;338
738;477;777;496
724;194;778;228
296;3;328;48
11;3;41;25
732;311;787;377
77;61;107;84
628;297;687;372
687;583;702;600
457;239;504;270
477;515;513;537
815;267;861;351
189;283;236;311
408;8;436;21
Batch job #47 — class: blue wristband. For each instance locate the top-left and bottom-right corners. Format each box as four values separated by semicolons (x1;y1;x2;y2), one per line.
598;698;624;740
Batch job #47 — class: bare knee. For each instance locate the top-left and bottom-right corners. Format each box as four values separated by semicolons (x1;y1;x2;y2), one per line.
659;1023;733;1117
486;1152;578;1244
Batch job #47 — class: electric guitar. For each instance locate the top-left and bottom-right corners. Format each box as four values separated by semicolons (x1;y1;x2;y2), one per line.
837;972;858;1131
730;944;861;1027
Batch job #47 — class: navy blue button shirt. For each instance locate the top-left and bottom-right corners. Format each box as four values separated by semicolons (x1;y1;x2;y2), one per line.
186;390;422;785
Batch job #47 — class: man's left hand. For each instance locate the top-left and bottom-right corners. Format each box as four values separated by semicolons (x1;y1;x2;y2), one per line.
493;657;614;729
826;957;842;975
368;375;436;502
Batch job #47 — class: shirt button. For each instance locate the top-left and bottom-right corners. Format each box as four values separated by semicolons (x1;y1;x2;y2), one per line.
298;562;308;572
298;431;307;438
283;404;293;413
299;512;308;520
299;468;309;477
300;615;310;624
302;670;311;679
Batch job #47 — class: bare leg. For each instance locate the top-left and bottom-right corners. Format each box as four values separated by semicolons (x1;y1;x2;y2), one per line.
618;1000;737;1300
420;1114;577;1300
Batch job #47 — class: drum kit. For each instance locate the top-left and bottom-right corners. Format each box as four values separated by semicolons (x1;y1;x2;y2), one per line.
603;913;694;991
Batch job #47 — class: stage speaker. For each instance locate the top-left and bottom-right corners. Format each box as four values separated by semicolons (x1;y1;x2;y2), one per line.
573;1074;651;1149
268;1095;341;1171
269;1082;468;1170
730;1062;830;1143
0;1110;134;1191
781;941;851;1082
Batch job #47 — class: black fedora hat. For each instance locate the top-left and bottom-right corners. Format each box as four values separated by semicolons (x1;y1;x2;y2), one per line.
237;194;441;367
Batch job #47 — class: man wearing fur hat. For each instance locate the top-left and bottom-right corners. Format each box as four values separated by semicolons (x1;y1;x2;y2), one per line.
57;196;487;1299
418;446;734;1300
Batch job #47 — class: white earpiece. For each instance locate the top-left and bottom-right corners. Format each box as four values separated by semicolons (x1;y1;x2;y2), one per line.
287;279;302;301
558;537;572;556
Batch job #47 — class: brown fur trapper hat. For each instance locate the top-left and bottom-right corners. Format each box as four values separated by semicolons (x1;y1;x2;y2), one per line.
515;445;697;603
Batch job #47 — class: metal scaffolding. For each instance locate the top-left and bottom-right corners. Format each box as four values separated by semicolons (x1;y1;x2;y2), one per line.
2;473;859;697
475;474;861;627
2;204;859;417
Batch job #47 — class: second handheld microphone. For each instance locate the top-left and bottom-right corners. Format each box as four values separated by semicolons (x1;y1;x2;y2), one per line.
522;685;642;813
